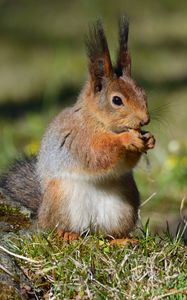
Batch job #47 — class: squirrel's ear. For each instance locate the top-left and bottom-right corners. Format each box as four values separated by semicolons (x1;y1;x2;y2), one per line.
115;16;131;77
85;19;113;93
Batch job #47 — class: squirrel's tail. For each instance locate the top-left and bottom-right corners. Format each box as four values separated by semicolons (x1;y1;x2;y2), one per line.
0;156;41;215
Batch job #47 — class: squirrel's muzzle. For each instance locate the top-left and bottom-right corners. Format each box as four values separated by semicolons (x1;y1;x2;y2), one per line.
140;115;150;127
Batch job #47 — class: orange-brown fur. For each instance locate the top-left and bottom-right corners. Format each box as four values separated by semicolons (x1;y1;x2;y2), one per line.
38;179;67;229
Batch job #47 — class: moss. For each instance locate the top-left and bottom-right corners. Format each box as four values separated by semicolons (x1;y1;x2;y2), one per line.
0;283;21;300
0;203;31;232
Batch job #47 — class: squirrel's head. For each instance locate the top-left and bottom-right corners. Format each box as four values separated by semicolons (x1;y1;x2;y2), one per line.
85;17;150;133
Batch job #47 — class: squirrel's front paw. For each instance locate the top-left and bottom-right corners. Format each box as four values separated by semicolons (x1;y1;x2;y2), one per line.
120;129;145;153
120;129;155;153
140;131;156;151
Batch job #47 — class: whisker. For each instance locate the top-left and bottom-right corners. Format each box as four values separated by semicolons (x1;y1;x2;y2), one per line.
149;99;177;118
149;99;177;138
150;102;171;116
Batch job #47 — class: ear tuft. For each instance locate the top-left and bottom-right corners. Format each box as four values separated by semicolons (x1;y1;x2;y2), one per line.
115;16;131;77
85;19;113;92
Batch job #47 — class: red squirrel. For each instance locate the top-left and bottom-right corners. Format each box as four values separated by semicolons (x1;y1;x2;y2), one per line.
0;17;155;241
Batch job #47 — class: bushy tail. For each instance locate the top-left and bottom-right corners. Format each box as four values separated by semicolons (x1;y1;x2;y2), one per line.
0;156;41;214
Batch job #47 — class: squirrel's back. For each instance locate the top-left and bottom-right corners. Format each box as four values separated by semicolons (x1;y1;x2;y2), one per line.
0;156;41;215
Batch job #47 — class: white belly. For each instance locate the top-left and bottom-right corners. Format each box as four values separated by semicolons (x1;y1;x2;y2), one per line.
63;180;133;234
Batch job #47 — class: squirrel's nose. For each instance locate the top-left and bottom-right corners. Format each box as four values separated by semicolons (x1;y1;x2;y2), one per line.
140;115;150;126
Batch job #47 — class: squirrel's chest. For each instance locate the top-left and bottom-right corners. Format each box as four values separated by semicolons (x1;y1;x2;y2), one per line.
62;180;132;233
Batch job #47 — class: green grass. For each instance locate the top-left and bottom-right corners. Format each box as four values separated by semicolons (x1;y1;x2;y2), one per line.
6;226;187;299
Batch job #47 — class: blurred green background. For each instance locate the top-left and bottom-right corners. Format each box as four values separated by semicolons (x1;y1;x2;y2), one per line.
0;0;186;232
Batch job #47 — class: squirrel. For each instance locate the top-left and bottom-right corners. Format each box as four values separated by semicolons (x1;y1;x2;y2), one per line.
0;17;155;241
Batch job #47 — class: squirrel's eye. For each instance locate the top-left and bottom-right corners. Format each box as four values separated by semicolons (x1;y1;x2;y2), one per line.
112;96;123;106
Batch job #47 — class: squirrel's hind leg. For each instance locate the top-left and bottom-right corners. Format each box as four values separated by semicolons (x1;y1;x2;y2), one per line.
38;179;69;229
39;179;80;241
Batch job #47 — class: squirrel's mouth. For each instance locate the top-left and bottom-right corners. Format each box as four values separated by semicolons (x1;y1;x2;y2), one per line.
113;126;141;134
